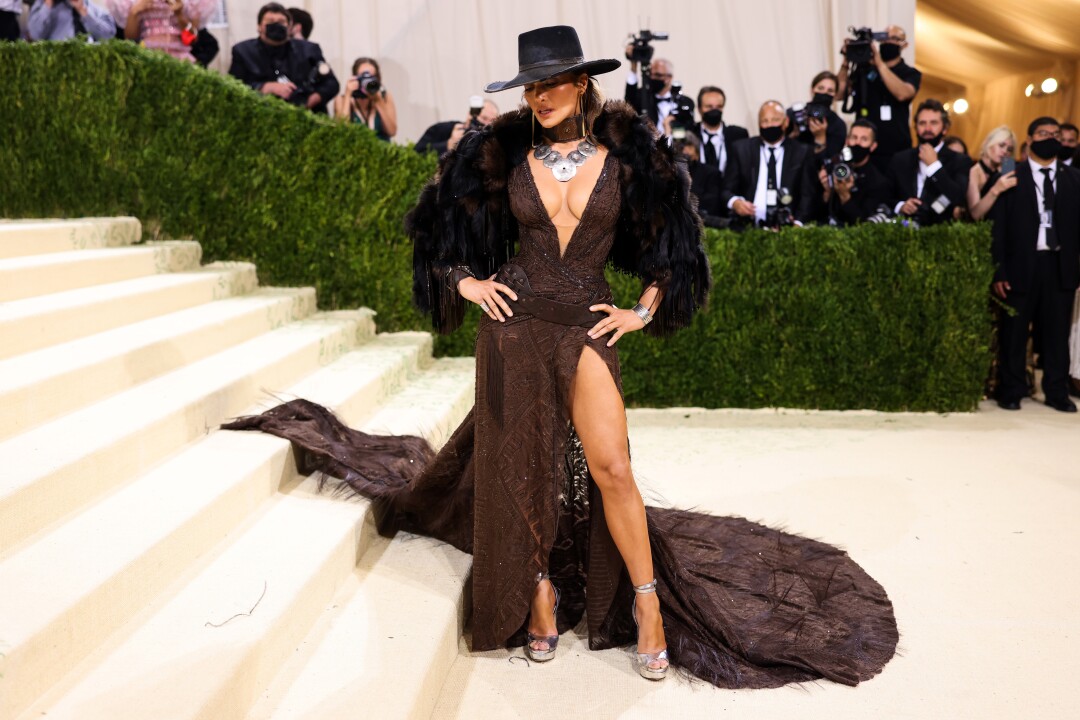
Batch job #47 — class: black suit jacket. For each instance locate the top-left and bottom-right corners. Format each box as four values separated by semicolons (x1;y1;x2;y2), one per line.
687;161;726;227
720;137;817;225
694;122;749;174
414;120;459;156
990;161;1080;293
624;82;695;127
887;145;971;226
229;38;339;114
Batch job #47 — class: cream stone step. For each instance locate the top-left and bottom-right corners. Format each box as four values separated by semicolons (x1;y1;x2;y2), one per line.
0;241;202;302
24;359;475;720
0;310;373;558
0;217;140;259
249;357;477;720
0;261;258;360
0;333;435;720
0;288;317;440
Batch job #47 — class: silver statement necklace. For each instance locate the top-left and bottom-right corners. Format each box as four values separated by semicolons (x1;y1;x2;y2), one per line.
534;139;598;182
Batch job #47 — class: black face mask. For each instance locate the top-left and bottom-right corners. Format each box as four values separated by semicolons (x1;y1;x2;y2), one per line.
648;76;668;94
1031;138;1062;161
265;22;289;42
879;43;901;61
760;125;785;144
919;132;944;148
702;108;723;126
1057;143;1076;162
811;92;834;107
847;144;871;163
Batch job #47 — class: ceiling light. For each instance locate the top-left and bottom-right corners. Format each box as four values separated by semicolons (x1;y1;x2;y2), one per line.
953;98;969;114
943;102;952;111
1025;83;1036;97
1042;77;1059;94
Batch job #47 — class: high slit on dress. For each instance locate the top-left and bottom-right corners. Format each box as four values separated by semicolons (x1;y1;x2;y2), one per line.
223;151;899;689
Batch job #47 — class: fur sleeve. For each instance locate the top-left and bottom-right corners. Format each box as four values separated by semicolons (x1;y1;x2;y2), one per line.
602;103;711;337
405;124;518;334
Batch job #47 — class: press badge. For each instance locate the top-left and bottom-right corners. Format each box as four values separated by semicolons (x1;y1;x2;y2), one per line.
880;105;893;122
766;189;778;206
930;195;950;214
1040;210;1054;228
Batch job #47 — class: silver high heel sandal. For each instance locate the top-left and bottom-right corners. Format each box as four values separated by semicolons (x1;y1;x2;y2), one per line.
632;579;669;680
525;574;561;662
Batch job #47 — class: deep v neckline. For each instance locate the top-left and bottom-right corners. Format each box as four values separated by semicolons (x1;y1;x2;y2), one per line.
524;152;612;261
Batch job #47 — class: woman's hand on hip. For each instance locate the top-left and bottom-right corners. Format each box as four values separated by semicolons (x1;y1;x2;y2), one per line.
587;304;645;346
458;275;518;322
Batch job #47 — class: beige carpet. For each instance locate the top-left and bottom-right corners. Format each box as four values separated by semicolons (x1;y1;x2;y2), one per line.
432;399;1079;719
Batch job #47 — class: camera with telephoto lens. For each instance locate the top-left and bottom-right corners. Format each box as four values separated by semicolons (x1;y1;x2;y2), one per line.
667;82;697;139
762;187;796;229
467;95;485;131
626;29;669;66
351;71;381;99
822;146;856;181
844;26;890;66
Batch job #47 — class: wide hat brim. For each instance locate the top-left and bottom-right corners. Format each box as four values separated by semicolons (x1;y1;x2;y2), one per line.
484;58;621;93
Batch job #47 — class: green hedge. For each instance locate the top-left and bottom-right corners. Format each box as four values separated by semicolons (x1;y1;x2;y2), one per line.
1;42;994;411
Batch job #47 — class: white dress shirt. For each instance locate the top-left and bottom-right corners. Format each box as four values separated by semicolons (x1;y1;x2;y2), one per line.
727;140;785;224
626;71;676;127
1029;156;1058;252
894;141;945;215
699;124;728;173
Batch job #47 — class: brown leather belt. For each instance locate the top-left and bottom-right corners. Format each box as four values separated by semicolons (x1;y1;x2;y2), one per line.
496;263;608;328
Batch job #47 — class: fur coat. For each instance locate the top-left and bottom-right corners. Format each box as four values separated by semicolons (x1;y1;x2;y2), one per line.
405;100;711;337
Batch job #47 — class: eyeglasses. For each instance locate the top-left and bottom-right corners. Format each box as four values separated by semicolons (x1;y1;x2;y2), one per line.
1033;129;1062;140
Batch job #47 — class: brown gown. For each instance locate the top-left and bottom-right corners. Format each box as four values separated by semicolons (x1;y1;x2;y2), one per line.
223;153;899;689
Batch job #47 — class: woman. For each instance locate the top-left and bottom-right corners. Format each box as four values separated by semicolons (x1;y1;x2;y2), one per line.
967;125;1018;221
108;0;215;63
226;26;898;688
786;71;847;160
334;57;397;141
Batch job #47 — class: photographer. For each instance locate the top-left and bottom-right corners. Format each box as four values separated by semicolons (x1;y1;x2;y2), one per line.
888;99;972;227
414;97;498;156
721;100;817;230
333;57;397;141
693;85;749;179
286;6;310;39
817;119;890;226
674;133;726;228
623;40;692;132
108;0;214;61
787;71;846;161
28;0;114;40
1060;122;1078;166
837;25;920;165
229;2;339;114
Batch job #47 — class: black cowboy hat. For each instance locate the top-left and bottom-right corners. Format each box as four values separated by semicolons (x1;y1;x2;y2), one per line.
484;25;621;93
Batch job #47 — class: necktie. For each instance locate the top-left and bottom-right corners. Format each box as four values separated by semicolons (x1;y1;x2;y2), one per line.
1040;167;1059;250
71;5;87;36
702;130;719;167
767;148;778;196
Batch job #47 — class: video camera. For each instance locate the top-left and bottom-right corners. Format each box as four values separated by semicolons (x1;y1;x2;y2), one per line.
844;26;890;66
626;29;669;66
667;82;697;139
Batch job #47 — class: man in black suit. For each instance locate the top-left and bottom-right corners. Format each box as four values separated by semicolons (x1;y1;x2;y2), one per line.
414;98;498;156
229;2;339;114
992;116;1080;413
720;101;817;229
817;119;891;226
888;99;971;226
674;134;725;228
621;51;693;132
693;85;749;181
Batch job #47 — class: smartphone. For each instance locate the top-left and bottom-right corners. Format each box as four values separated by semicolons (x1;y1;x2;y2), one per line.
1001;157;1016;175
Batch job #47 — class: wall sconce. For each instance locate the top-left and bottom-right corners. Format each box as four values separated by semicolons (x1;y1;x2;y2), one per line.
1026;78;1060;98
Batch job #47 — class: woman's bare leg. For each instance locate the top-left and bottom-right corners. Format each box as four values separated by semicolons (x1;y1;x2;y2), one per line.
540;345;666;663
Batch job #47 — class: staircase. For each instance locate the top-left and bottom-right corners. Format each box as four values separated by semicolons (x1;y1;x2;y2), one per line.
0;219;475;720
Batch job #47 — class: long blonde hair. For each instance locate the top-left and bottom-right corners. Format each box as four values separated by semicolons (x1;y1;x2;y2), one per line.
979;125;1017;163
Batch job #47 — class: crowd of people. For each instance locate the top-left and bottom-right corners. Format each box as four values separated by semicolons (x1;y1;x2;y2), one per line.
4;5;1079;411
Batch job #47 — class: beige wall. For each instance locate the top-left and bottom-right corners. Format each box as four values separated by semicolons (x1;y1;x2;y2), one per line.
211;0;914;143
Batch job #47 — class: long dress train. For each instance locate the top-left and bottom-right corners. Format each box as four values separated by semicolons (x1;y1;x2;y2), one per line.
223;151;899;689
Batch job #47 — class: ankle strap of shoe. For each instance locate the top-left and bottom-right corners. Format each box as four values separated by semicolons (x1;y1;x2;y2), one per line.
632;579;658;594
